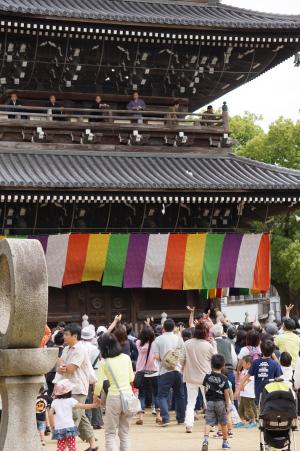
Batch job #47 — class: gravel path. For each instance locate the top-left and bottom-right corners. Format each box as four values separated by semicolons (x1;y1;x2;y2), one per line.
44;411;300;451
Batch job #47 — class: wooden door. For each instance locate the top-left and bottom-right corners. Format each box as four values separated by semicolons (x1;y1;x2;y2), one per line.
48;282;133;327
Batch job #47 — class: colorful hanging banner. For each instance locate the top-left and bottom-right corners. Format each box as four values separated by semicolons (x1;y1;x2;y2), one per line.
217;234;243;288
0;233;271;292
142;234;169;288
253;234;270;292
82;234;110;282
202;234;225;289
163;234;187;290
183;233;207;290
45;234;69;288
124;234;149;288
63;234;89;286
102;234;129;287
234;234;262;288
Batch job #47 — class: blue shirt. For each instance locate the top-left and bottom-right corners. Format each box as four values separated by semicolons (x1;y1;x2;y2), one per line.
248;357;282;403
127;99;146;110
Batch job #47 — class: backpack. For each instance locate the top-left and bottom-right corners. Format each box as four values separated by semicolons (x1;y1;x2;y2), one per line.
161;337;182;371
247;346;261;361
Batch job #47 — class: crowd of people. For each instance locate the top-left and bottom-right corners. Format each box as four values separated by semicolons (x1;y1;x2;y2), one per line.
1;303;300;451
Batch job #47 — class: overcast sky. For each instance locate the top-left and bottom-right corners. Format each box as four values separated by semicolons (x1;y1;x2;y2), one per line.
207;0;300;130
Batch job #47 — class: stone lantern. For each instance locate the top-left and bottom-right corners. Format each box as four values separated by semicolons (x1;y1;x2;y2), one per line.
0;239;58;451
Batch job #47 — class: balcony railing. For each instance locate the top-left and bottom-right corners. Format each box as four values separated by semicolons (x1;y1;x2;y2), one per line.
0;105;230;148
0;105;228;127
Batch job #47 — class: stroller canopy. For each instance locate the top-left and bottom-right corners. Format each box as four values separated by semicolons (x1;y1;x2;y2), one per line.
260;381;297;422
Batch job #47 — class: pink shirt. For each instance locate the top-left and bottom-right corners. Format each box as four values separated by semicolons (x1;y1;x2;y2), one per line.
136;340;158;372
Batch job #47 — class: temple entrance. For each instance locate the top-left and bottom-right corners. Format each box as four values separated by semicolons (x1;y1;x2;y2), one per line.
48;283;198;328
48;282;132;327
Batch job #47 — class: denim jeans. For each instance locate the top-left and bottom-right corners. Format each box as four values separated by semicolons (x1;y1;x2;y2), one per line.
138;376;159;412
227;371;238;409
158;371;185;423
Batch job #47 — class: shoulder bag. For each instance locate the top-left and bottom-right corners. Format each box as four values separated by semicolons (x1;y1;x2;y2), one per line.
161;335;182;371
105;359;141;416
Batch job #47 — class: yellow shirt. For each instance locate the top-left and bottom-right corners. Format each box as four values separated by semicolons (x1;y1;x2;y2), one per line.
95;354;134;397
275;331;300;369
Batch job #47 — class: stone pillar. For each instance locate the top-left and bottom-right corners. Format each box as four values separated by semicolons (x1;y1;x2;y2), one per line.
0;239;58;451
0;376;45;450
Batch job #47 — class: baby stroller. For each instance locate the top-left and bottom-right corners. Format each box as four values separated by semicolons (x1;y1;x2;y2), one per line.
259;380;298;451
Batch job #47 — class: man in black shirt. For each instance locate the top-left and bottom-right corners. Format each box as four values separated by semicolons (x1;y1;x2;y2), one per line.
6;92;26;119
90;95;110;122
202;354;230;451
48;94;64;120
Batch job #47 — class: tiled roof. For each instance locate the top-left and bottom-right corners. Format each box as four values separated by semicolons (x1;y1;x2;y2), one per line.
0;149;300;191
0;0;299;28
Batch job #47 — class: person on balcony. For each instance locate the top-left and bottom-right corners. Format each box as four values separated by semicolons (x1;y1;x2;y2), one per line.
202;105;218;126
48;95;64;121
6;92;26;119
90;95;111;122
167;101;180;126
127;92;146;124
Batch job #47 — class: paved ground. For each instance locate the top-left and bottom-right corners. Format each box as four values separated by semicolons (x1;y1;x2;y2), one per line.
45;411;300;450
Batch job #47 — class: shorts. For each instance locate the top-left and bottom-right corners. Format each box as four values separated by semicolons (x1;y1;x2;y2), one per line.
37;420;46;432
238;397;257;420
205;400;227;426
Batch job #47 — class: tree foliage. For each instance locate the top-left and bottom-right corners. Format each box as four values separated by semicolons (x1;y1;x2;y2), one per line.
229;112;264;149
230;114;300;170
229;112;300;298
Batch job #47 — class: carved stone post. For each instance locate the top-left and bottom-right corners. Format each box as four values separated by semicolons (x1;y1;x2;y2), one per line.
161;312;168;326
0;239;58;451
82;314;89;328
222;101;229;133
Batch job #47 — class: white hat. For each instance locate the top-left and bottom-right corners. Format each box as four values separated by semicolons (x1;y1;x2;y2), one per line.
97;326;108;335
81;325;96;340
54;379;75;396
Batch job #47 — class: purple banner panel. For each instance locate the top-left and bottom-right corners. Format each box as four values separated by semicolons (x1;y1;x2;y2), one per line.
217;234;243;288
123;234;149;288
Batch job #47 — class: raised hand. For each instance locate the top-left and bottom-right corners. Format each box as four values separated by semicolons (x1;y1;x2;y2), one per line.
285;304;294;317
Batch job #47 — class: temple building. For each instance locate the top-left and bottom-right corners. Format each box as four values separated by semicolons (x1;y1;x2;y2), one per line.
0;0;300;326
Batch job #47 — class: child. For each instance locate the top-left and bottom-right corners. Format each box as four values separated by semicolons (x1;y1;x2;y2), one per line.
214;368;233;439
239;340;282;406
235;355;257;428
36;386;51;446
202;354;230;451
49;379;100;451
280;352;293;389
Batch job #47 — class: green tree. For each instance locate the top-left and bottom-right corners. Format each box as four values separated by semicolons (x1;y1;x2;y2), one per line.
232;115;300;170
230;112;300;310
229;112;264;150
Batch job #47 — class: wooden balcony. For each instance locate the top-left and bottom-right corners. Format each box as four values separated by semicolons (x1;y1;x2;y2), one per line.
0;106;230;153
